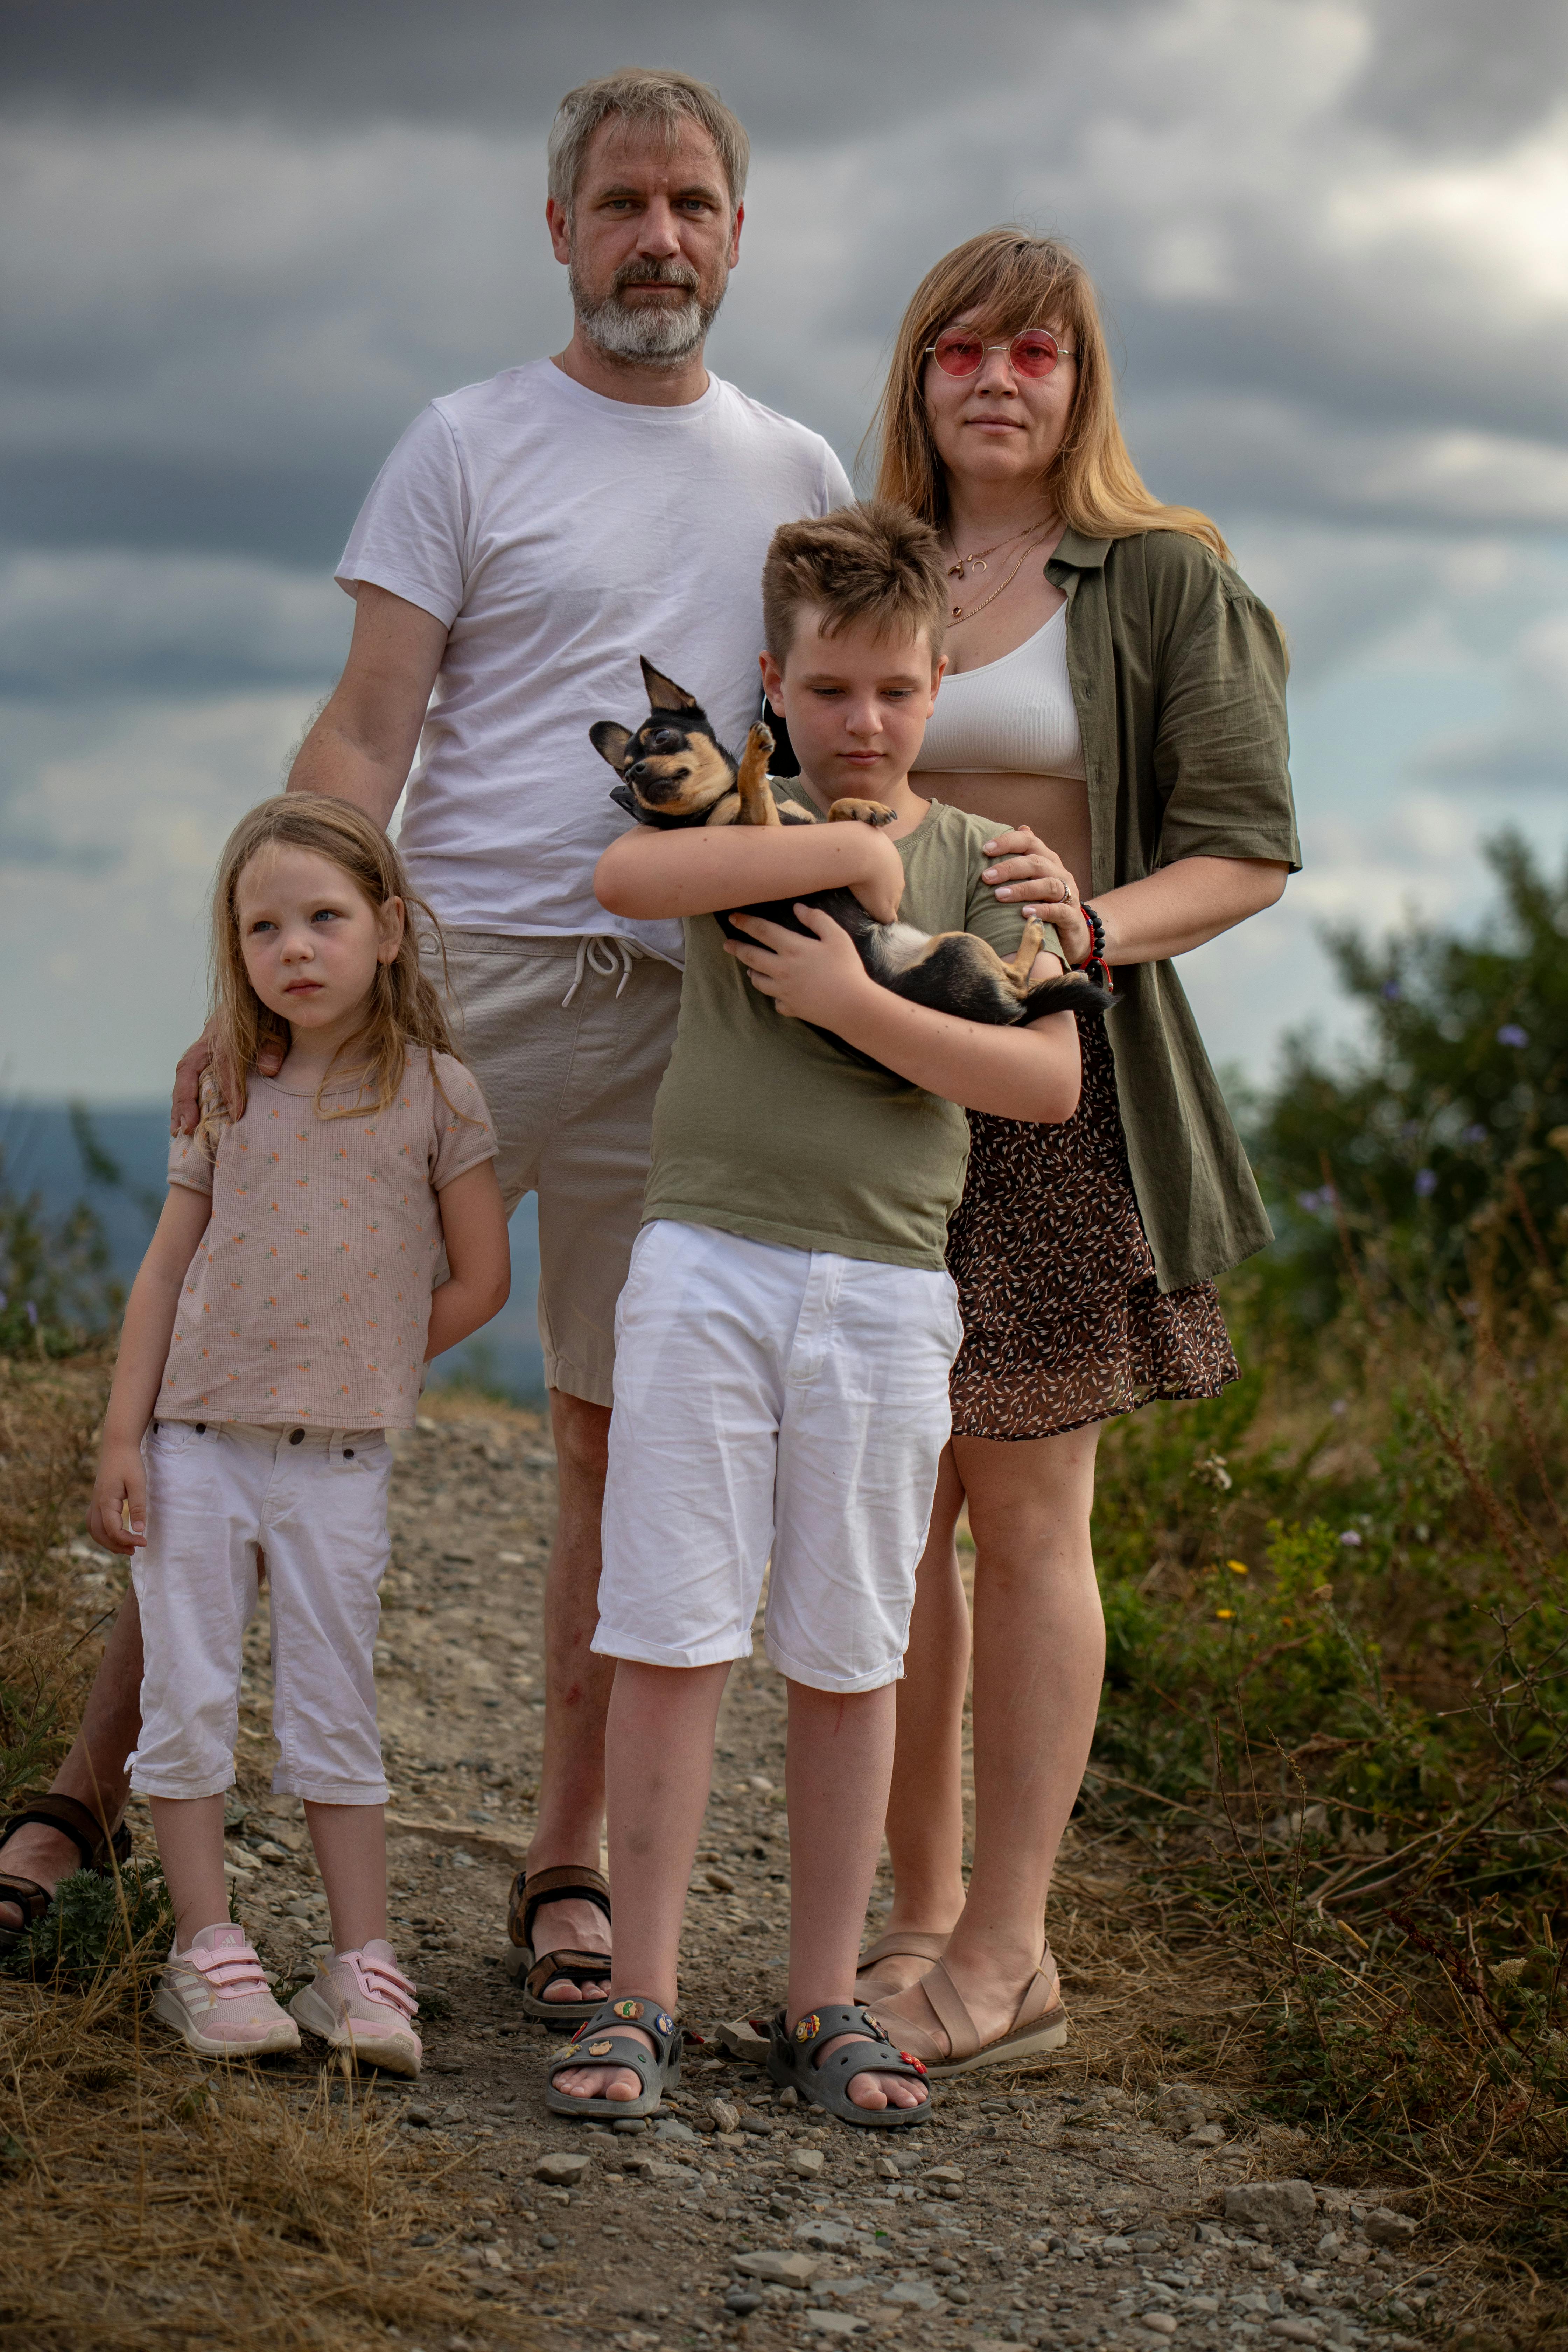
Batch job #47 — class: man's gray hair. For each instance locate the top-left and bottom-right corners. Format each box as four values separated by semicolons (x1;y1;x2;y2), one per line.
547;66;750;218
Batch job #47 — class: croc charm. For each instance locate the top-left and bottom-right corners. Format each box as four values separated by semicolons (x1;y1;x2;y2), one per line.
613;1998;645;2021
795;2012;821;2043
588;2039;614;2057
655;2012;674;2036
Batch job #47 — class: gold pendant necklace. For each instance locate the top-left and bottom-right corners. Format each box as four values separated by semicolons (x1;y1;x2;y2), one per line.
949;528;1051;624
943;520;1041;581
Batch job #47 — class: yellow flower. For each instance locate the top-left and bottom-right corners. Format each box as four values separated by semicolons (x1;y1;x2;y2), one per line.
1227;1560;1249;1575
1215;1608;1234;1620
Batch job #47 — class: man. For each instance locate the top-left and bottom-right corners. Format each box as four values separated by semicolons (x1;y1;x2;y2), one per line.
0;68;851;2004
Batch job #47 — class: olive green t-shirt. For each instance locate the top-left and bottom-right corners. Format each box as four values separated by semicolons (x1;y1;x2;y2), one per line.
643;782;1028;1271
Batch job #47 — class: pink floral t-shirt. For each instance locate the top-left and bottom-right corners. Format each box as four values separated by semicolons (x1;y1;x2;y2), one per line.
160;1050;496;1428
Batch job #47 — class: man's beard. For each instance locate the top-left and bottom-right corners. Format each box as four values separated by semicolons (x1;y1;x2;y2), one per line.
569;253;726;367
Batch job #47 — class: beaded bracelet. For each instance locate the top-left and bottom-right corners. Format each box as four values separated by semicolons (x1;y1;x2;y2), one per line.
1075;901;1112;989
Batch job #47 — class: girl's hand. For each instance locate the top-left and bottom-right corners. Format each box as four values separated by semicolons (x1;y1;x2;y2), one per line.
90;1441;148;1554
981;826;1092;966
724;906;877;1025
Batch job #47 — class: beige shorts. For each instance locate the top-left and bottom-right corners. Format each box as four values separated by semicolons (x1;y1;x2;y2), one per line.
436;933;682;1408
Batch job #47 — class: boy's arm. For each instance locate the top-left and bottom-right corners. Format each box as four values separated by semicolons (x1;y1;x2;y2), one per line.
725;908;1083;1125
89;1186;215;1554
595;820;905;926
426;1160;511;1360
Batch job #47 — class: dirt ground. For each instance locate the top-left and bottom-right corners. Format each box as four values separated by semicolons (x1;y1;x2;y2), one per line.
146;1399;1457;2352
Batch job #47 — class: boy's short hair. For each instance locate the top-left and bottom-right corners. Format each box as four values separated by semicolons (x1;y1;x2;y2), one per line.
762;500;948;667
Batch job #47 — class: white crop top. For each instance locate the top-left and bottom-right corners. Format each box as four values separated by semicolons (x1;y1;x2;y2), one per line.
918;605;1086;779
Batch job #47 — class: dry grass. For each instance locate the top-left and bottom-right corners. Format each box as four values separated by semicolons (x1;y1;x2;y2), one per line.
0;1353;533;2352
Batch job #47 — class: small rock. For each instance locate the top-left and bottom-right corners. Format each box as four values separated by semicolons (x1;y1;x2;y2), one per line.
790;2148;825;2176
740;2115;774;2136
876;2154;901;2179
1365;2210;1418;2247
734;2249;822;2287
613;2116;648;2134
534;2152;592;2186
1190;2123;1228;2145
709;2098;740;2135
705;1869;735;1892
882;2280;942;2309
1316;2232;1341;2259
402;2103;434;2128
654;2116;697;2144
778;2085;800;2108
925;2165;965;2184
1225;2181;1317;2232
805;2316;863;2340
749;1775;775;1793
409;2230;436;2246
795;2218;850;2247
1268;2323;1323;2344
1140;2315;1178;2337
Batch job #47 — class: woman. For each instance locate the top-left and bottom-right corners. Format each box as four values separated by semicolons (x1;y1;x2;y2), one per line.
856;230;1298;2071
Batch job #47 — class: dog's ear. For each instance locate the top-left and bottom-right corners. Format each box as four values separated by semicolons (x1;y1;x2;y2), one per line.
640;658;699;713
589;721;634;771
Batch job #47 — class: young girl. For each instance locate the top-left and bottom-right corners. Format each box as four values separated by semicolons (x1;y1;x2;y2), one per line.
89;796;509;2074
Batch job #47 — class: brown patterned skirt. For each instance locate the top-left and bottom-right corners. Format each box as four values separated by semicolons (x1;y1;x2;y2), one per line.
947;1015;1239;1441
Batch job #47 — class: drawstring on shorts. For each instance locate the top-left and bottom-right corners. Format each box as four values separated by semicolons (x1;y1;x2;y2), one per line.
562;935;645;1008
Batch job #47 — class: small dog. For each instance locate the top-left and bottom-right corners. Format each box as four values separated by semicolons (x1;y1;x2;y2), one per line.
590;659;1113;1034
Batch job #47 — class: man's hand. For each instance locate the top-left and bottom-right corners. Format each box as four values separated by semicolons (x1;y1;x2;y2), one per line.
90;1440;148;1555
170;1023;285;1135
723;906;875;1026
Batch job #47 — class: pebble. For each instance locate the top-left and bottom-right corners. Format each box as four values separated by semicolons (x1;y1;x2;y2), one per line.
1269;2323;1323;2343
734;2250;822;2287
794;2218;850;2247
790;2148;825;2176
534;2152;592;2186
654;2117;698;2144
709;2099;740;2135
1225;2181;1317;2231
1365;2210;1418;2247
402;2103;434;2128
925;2165;965;2185
537;2232;558;2249
882;2280;942;2310
1189;2122;1228;2144
804;2316;863;2340
1140;2314;1178;2337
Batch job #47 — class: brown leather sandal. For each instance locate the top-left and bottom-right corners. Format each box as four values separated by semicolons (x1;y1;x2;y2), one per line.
0;1792;133;1954
855;1926;951;1992
885;1947;1069;2078
505;1862;613;2025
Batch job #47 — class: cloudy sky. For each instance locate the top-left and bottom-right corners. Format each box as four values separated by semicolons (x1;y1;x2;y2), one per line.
4;0;1567;1101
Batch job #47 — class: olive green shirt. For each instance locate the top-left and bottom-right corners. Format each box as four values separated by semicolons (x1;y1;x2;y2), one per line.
1048;527;1300;1290
643;784;1028;1270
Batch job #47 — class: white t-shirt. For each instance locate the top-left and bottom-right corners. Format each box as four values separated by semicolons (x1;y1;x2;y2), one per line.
336;358;852;959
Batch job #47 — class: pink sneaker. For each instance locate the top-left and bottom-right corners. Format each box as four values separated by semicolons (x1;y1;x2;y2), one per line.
290;1940;422;2077
153;1923;301;2057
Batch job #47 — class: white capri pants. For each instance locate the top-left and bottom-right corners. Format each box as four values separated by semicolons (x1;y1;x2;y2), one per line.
595;1220;963;1693
126;1420;393;1806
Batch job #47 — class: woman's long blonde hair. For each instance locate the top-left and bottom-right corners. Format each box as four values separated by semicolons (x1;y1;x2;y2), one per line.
204;794;458;1141
870;227;1230;559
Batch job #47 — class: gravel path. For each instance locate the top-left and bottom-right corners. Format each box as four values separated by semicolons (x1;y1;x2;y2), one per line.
163;1402;1446;2352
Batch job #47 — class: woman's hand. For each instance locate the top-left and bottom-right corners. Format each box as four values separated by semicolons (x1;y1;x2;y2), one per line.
90;1440;148;1555
170;1022;285;1135
723;906;877;1026
981;826;1091;964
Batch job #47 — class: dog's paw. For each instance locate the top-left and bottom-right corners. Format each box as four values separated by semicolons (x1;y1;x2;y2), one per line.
826;798;898;827
744;721;776;762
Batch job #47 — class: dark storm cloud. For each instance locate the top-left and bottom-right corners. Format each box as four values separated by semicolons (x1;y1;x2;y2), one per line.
1347;0;1568;148
0;0;1109;143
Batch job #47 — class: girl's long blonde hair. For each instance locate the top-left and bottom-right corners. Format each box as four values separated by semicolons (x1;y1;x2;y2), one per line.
204;795;458;1144
870;227;1231;559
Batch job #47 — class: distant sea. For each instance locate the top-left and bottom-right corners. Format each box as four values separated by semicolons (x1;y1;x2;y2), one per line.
0;1098;546;1403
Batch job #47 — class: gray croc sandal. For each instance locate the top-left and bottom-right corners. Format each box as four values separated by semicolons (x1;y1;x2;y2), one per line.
545;1994;681;2121
767;2002;934;2130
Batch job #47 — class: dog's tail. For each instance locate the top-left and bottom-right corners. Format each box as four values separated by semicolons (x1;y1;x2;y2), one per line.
1014;969;1116;1026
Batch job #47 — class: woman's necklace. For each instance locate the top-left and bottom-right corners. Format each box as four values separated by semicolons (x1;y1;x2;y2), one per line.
946;525;1053;625
943;519;1040;580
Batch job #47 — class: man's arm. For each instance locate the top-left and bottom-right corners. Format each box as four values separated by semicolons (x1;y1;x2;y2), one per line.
594;821;906;926
287;582;450;824
171;584;449;1132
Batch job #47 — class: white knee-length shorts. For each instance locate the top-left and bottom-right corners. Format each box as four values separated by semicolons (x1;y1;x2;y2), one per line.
126;1420;393;1806
594;1220;963;1693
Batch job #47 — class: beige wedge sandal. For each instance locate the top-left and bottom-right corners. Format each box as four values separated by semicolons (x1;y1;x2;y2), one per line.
889;1947;1069;2078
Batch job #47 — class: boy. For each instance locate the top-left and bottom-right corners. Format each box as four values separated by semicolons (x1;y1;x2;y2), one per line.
548;502;1084;2128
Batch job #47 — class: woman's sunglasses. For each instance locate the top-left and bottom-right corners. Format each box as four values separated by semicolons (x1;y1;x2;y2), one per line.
925;328;1075;380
